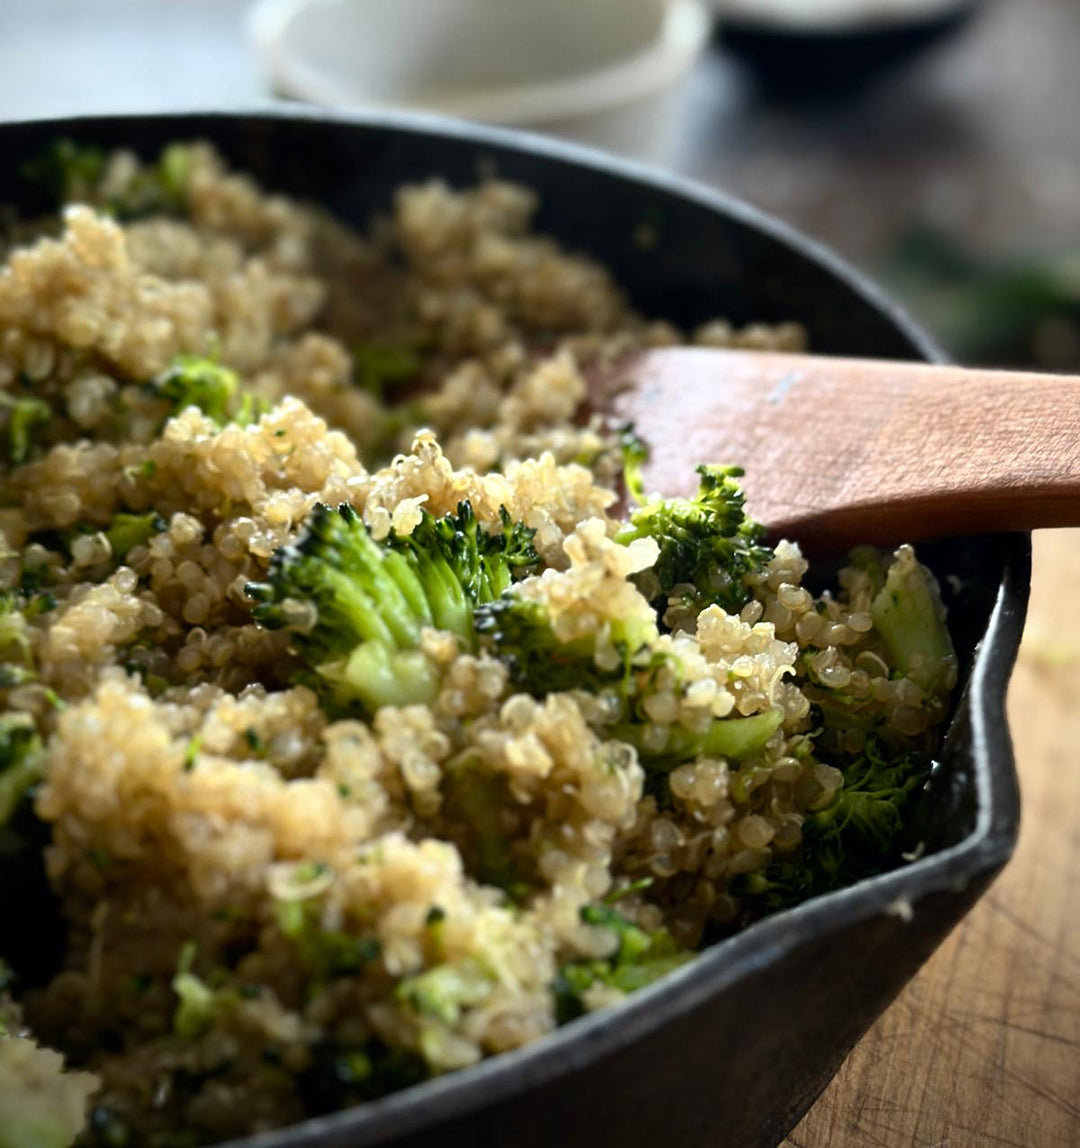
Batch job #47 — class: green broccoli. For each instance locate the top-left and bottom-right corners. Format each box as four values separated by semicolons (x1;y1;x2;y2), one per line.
246;501;538;714
804;546;955;747
275;894;381;981
614;464;772;619
169;941;257;1041
871;545;956;696
608;706;784;766
353;343;422;399
19;138;192;217
732;737;931;915
553;905;692;1024
18;138;107;206
396;958;493;1025
152;355;240;425
171;942;219;1040
0;594;35;685
299;1039;428;1112
103;512;167;560
151;354;272;428
62;512;167;568
0;715;44;828
473;594;647;697
0;393;51;467
475;593;782;767
617;423;649;506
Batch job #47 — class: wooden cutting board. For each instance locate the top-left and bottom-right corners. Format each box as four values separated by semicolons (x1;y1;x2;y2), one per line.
783;528;1080;1148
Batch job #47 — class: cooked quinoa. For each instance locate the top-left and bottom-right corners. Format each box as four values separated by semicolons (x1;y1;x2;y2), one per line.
0;142;957;1146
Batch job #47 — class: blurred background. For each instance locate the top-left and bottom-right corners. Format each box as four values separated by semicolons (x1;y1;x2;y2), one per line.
3;0;1078;373
2;1;1077;1144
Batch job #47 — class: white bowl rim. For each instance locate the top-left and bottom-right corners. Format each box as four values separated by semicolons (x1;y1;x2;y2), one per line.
249;0;711;126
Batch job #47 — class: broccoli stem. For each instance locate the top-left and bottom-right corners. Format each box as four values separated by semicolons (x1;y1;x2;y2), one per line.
610;706;783;766
871;545;955;695
104;512;166;560
0;394;51;467
0;717;44;827
330;644;440;711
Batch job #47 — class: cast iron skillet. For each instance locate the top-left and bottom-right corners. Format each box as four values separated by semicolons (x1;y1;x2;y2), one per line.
0;109;1028;1148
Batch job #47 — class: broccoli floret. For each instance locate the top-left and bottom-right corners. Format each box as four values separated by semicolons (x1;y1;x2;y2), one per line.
299;1039;427;1111
441;759;534;896
614;464;772;619
152;355;240;425
246;501;537;715
396;958;493;1025
0;393;51;467
18;138;107;205
473;595;637;697
171;942;220;1040
733;737;931;915
475;593;782;767
871;545;956;696
0;715;43;828
553;906;692;1024
274;895;381;981
19;138;192;217
150;354;269;429
353;343;422;399
808;546;956;748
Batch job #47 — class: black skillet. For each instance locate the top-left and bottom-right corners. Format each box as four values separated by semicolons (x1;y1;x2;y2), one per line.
0;109;1027;1148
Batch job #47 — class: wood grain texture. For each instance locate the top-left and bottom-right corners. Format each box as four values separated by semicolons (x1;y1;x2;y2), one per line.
782;528;1080;1148
596;348;1080;551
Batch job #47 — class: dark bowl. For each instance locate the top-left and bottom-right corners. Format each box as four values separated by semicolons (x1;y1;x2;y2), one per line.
0;109;1028;1148
718;2;981;98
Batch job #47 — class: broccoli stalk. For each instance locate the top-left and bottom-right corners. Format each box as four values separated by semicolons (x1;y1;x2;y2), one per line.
608;706;784;765
614;464;772;619
246;501;537;715
103;512;167;560
553;905;692;1023
0;393;51;467
617;424;649;507
0;595;35;687
871;545;956;696
733;737;931;914
0;716;44;828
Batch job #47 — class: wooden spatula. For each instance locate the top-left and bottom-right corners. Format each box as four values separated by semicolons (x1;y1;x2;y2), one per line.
589;347;1080;553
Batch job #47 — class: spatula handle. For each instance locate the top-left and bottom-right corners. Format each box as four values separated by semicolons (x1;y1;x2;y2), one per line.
601;349;1080;551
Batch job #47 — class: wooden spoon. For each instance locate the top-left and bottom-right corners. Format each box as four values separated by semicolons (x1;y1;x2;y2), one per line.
589;347;1080;553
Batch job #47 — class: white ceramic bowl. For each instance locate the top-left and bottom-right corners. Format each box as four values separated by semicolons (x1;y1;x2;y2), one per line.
249;0;711;166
